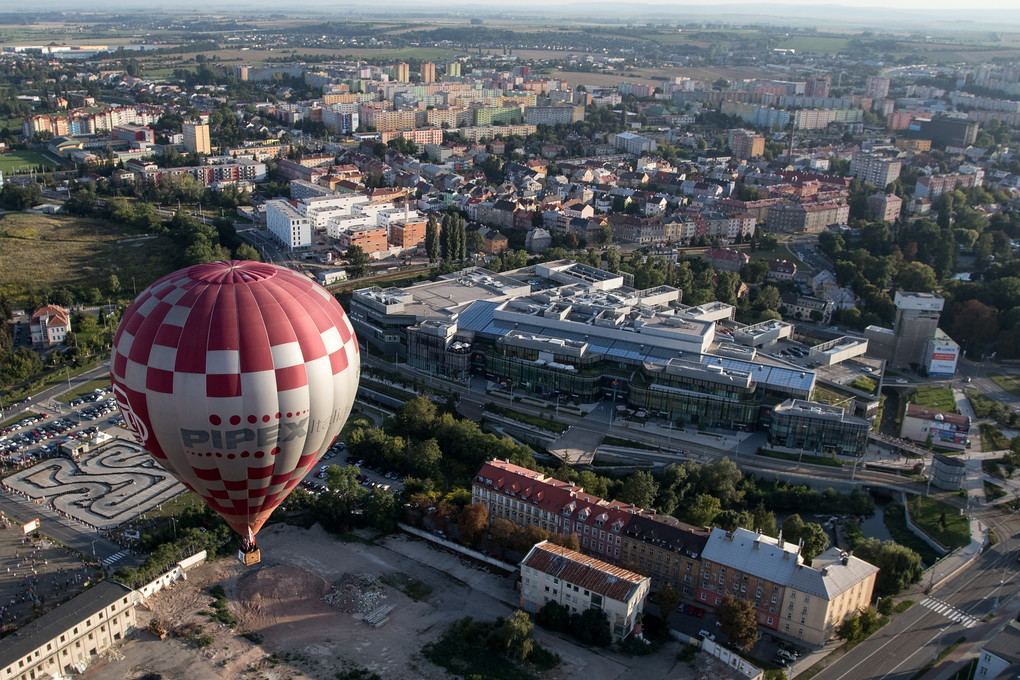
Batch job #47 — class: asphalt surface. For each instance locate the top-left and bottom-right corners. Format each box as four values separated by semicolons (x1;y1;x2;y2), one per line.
0;492;127;566
812;508;1020;680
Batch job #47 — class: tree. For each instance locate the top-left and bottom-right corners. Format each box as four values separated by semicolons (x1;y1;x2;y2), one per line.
798;523;831;562
502;611;535;660
781;513;805;542
344;245;371;279
895;262;938;293
570;608;612;646
654;583;683;617
750;503;776;537
852;538;922;597
409;438;442;476
490;518;517;550
951;299;1000;347
756;285;782;311
234;243;260;262
363;488;399;532
715;595;758;651
684;494;721;527
393;395;438;439
535;601;570;632
458;502;489;546
836;613;862;641
620;470;659;509
107;273;121;296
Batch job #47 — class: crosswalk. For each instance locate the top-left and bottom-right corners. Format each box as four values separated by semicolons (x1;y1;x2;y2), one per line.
101;551;128;568
920;597;978;628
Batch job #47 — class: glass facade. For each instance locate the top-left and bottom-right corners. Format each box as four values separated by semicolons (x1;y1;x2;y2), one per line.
768;400;869;457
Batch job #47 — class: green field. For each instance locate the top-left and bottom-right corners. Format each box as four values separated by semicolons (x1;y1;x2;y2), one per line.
906;495;971;551
908;386;958;413
989;372;1020;398
980;423;1010;452
0;151;55;174
777;36;852;54
0;212;177;306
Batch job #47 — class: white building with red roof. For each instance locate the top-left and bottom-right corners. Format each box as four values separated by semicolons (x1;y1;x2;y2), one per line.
521;541;650;641
30;304;71;348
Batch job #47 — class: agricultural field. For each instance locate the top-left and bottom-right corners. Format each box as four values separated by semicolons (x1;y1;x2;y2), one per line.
0;213;177;305
777;36;852;54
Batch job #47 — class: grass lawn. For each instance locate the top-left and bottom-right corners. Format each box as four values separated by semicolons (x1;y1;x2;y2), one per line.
968;391;1004;419
55;378;110;404
755;448;842;467
0;212;178;306
849;375;879;395
908;386;958;413
980;423;1011;452
984;481;1007;502
906;495;971;551
0;151;57;174
884;502;941;567
988;372;1020;398
777;36;852;54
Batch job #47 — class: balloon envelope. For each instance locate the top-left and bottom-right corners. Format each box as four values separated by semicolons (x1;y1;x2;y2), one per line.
110;260;360;538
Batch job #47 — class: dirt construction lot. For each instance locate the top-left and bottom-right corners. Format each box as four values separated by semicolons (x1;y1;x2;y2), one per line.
82;523;696;680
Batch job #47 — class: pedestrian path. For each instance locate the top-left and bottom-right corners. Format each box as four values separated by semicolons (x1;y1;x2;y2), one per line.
919;597;979;628
101;550;128;568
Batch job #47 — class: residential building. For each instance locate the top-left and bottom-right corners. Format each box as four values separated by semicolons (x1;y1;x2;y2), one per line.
182;122;211;155
613;132;657;155
780;292;835;323
805;75;831;98
389;218;428;251
867;193;903;222
420;61;436;83
474;461;708;599
730;131;765;159
265;199;311;251
768;399;871;457
900;404;970;450
700;528;877;646
914;173;979;201
524;105;586;126
850;152;901;188
30;305;71;348
767;260;797;280
446;62;461;78
337;224;388;255
703;247;750;272
0;581;136;680
290;179;336;200
864;76;890;99
766;201;849;233
974;620;1020;680
521;541;650;641
894;139;931;152
395;62;410;83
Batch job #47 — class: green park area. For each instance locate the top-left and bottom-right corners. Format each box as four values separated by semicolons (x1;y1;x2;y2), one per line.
906;496;971;551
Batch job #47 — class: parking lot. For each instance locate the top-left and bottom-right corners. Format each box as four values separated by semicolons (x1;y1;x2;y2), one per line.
670;604;808;670
298;441;406;495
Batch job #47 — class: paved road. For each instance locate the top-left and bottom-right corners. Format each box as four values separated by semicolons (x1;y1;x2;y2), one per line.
0;492;130;567
811;508;1020;680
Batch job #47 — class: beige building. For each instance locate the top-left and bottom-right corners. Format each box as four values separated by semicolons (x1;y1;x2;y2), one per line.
183;122;211;155
395;62;410;83
781;548;878;646
30;304;71;348
521;541;650;641
0;581;136;680
419;61;436;83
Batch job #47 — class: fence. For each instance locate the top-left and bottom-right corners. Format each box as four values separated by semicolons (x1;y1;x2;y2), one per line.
133;550;207;600
398;523;517;572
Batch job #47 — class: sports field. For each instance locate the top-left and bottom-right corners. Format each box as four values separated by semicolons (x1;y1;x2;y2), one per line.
0;151;56;174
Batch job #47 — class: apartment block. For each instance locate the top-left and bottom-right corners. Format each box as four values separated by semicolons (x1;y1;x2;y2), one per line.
867;193;903;222
420;61;436;83
730;130;765;159
337;224;388;255
388;218;428;251
182;122;211;155
849;152;901;188
521;541;650;641
766;201;850;233
266;199;311;251
864;76;891;99
395;62;410;83
524;105;585;125
914;173;979;200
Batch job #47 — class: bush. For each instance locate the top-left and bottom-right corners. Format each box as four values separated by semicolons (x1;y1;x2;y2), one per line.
197;634;214;647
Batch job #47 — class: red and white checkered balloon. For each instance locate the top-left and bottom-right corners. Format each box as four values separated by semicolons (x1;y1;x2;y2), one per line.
110;261;360;539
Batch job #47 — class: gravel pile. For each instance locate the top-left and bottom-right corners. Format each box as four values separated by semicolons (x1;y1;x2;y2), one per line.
321;573;388;614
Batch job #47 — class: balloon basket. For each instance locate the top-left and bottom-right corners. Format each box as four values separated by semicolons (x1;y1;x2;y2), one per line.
238;548;261;566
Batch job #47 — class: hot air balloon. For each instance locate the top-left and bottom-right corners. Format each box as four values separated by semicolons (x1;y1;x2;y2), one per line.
110;260;360;564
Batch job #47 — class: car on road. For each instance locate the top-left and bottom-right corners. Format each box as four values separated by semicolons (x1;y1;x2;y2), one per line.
697;629;715;641
895;378;908;384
